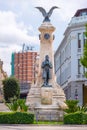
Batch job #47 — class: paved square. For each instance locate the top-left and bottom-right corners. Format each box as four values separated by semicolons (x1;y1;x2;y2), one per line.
0;125;87;130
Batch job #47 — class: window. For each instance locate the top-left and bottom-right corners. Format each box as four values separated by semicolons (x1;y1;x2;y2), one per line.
78;33;81;48
81;11;87;16
78;59;81;74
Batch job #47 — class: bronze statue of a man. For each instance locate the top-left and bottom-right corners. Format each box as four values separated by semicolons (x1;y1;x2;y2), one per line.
41;55;52;86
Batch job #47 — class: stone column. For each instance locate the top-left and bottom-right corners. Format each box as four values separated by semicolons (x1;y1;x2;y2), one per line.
26;21;67;121
38;22;55;85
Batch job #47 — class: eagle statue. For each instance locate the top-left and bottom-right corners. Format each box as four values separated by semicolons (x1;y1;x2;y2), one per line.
35;6;59;22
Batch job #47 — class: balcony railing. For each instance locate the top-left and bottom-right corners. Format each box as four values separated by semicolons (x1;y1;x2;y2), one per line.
69;15;87;26
76;74;86;79
77;48;81;53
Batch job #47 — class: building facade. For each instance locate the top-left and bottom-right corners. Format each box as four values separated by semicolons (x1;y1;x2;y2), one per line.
0;59;7;102
11;49;38;98
54;8;87;106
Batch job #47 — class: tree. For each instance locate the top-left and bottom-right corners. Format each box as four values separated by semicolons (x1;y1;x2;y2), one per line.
3;77;20;102
80;24;87;78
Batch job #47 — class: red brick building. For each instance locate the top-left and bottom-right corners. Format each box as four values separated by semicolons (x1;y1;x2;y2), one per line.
11;50;38;98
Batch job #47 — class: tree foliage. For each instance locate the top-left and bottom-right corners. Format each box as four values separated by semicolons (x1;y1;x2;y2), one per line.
80;24;87;78
3;77;20;102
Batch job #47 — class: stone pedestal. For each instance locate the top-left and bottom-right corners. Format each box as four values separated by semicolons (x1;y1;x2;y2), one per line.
41;87;53;105
26;21;67;121
35;107;64;121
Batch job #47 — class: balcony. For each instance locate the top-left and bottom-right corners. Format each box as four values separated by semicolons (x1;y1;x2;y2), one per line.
76;74;86;79
69;15;87;26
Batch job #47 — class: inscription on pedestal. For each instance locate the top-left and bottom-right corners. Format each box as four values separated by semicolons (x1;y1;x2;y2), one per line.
41;87;52;105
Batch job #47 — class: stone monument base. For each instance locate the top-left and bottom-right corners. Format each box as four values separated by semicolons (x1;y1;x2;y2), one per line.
34;105;64;121
26;81;67;121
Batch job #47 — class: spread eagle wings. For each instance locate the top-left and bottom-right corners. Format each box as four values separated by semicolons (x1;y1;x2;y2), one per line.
36;6;59;18
48;6;59;17
35;7;47;17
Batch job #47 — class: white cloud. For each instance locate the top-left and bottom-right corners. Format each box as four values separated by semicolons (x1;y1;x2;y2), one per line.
0;43;29;76
0;11;39;45
0;0;87;76
32;0;87;21
0;10;39;76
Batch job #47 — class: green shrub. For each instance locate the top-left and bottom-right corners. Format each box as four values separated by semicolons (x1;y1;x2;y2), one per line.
6;99;28;112
64;112;87;124
64;100;79;113
0;112;34;124
77;105;87;112
6;101;19;111
17;99;28;112
3;77;20;102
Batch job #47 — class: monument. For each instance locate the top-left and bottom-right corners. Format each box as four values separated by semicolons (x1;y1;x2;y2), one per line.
26;6;67;121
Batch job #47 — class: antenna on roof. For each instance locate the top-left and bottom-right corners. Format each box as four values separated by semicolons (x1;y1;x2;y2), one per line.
22;43;25;52
22;43;34;52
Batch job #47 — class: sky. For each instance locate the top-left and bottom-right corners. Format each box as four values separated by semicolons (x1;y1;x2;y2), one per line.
0;0;87;76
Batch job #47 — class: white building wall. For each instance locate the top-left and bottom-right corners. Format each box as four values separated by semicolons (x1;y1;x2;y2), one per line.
71;31;78;81
71;29;86;81
54;10;87;105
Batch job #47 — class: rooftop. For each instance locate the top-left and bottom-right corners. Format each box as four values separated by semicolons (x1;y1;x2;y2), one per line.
74;8;87;17
69;8;87;26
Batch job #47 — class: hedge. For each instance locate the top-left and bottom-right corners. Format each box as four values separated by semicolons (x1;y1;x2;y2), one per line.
64;112;87;124
0;112;34;124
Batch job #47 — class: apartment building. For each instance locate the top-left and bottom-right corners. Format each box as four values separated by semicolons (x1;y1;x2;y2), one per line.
11;47;38;98
54;8;87;106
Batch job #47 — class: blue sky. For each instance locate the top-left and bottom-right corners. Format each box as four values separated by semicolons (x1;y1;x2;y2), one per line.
0;0;87;75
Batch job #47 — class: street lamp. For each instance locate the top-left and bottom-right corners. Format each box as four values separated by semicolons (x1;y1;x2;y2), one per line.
75;89;78;100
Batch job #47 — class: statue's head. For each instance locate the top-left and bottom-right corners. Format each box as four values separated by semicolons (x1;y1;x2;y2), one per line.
45;55;49;61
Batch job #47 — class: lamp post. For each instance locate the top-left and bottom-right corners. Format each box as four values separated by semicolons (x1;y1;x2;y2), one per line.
75;89;78;100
